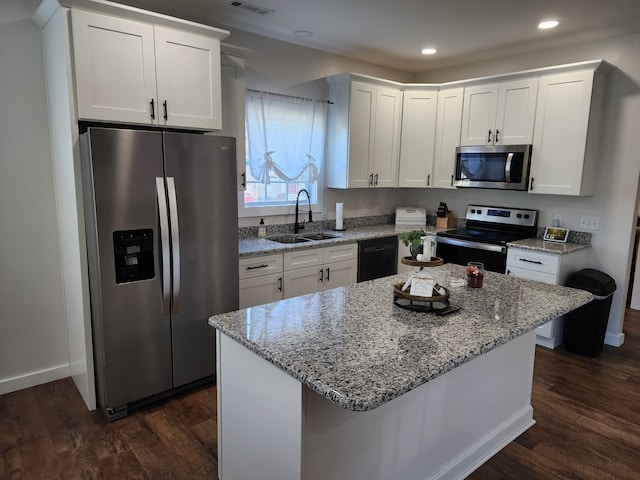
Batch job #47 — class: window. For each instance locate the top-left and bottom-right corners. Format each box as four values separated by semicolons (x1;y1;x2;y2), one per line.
240;89;327;217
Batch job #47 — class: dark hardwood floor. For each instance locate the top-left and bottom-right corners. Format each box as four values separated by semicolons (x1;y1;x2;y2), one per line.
2;309;640;479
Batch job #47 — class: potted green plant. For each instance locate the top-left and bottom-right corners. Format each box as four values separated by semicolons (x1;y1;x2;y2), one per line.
398;229;425;259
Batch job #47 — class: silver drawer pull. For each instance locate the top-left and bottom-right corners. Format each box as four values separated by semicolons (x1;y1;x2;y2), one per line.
247;264;269;270
519;258;543;265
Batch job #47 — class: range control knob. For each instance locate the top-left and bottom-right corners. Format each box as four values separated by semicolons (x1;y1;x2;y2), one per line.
524;214;530;219
516;213;523;218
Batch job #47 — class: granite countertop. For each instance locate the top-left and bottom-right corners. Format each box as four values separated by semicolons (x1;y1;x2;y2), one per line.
209;264;593;412
508;238;590;255
239;224;442;257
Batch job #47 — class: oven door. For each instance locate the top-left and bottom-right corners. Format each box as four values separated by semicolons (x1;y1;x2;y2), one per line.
436;237;507;273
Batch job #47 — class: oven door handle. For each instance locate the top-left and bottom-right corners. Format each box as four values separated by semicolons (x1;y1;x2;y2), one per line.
437;237;506;253
504;152;514;183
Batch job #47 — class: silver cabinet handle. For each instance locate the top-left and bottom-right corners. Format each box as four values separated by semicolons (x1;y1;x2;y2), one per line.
450;174;454;186
319;268;324;283
369;173;373;186
530;177;535;191
325;267;330;282
278;277;283;292
495;129;500;143
427;174;430;186
163;100;168;120
374;173;379;185
487;129;492;144
167;177;180;314
156;177;171;314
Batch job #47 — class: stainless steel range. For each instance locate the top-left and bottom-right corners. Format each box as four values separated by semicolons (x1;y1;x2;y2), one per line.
436;205;538;273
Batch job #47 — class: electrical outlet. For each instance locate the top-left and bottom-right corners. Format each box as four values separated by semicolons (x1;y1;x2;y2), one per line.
553;213;561;227
579;216;600;230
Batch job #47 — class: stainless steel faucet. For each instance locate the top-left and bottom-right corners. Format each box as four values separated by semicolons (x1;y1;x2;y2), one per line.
294;189;313;233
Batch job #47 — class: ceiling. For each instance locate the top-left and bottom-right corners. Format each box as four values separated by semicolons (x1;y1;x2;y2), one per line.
26;0;640;72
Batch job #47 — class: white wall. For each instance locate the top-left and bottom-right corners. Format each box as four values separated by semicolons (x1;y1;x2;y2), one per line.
0;16;69;394
224;29;414;228
410;30;640;346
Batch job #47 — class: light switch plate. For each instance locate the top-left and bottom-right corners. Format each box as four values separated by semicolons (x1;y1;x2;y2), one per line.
579;216;600;230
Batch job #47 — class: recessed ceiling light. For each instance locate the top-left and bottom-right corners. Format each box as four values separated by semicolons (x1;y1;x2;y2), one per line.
421;48;437;55
538;19;559;30
293;30;314;38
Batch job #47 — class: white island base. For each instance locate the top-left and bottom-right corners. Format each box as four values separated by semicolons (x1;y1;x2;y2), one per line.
216;330;536;480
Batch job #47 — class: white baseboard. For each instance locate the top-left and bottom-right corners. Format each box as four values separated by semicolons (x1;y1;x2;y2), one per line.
0;364;70;396
438;406;535;480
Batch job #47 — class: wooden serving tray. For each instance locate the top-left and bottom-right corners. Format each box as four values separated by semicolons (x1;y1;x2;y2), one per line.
400;256;444;267
393;282;450;303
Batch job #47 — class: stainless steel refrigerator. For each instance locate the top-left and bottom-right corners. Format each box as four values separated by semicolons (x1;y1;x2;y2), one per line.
80;127;239;420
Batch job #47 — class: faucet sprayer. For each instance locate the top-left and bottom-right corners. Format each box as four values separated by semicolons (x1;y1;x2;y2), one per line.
294;189;312;233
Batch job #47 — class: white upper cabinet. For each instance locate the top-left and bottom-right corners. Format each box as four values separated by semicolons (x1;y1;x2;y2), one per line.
398;88;438;188
460;78;538;146
529;68;607;196
432;87;464;189
326;75;402;188
70;8;226;130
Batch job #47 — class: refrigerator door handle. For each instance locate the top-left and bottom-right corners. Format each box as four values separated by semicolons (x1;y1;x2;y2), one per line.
156;177;171;314
167;177;181;313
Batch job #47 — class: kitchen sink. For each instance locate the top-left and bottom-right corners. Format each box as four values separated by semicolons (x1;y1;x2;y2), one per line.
267;232;338;244
300;232;338;241
267;235;311;244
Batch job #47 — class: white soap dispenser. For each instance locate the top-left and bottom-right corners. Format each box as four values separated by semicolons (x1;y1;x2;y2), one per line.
258;218;267;238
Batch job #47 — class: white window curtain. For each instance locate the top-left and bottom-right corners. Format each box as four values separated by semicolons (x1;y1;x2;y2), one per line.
245;89;326;186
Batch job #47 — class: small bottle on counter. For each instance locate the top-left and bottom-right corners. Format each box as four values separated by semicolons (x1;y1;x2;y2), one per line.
258;218;267;238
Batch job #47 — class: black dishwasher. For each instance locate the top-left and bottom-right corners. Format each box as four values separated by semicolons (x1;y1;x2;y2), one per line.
357;236;398;282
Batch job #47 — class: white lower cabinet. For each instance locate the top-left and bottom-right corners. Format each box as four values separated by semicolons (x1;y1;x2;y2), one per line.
239;254;283;309
506;247;588;349
283;243;358;299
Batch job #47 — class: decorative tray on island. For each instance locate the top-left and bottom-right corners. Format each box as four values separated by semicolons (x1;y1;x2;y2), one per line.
400;256;444;268
392;282;451;313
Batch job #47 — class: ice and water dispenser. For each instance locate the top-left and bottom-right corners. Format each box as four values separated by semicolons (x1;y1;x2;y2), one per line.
113;229;155;284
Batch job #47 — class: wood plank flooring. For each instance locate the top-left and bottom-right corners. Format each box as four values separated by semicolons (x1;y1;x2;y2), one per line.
2;309;640;479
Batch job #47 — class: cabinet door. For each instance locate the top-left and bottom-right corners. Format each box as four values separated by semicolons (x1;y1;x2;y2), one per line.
371;86;402;187
71;9;157;124
283;266;323;299
324;259;358;290
460;83;498;146
208;53;246;190
154;26;222;130
529;70;595;195
495;78;538;145
398;89;438;188
348;81;375;188
432;87;463;189
239;273;283;308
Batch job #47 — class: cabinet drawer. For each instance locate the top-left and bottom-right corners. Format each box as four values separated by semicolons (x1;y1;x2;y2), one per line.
239;254;283;279
323;243;357;263
506;265;557;285
284;248;324;270
506;248;560;276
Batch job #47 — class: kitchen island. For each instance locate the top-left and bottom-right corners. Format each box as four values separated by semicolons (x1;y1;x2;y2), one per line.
209;264;592;480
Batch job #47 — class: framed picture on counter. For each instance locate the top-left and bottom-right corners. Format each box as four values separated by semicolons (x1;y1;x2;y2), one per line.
543;227;570;243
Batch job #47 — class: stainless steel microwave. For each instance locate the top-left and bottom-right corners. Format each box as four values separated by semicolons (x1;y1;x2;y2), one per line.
454;144;532;191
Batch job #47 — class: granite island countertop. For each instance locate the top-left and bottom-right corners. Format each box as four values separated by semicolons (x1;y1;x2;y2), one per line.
239;224;443;257
209;263;592;412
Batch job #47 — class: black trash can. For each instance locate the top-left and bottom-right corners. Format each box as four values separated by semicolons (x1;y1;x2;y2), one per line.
564;268;616;357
